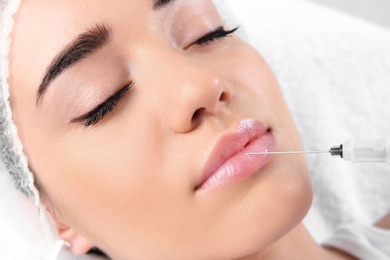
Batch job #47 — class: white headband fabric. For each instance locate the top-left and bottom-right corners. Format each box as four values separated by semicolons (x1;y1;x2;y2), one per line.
0;1;76;259
0;0;39;205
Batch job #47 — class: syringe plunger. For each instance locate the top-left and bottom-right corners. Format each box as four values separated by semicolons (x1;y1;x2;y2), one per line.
334;138;390;164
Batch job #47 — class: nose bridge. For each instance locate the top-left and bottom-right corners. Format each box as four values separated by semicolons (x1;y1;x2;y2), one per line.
173;54;221;110
143;46;231;133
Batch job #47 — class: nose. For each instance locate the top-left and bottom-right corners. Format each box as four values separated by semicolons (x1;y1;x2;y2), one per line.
154;54;234;133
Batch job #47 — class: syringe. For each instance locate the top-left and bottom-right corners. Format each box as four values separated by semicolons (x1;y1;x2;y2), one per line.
247;138;390;164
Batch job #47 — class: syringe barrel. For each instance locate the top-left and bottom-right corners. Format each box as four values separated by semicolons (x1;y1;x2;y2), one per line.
342;138;390;164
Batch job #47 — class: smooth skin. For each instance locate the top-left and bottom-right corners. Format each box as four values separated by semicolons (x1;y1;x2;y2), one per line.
8;0;365;259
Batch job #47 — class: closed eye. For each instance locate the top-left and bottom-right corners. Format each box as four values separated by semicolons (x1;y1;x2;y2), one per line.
71;82;134;127
192;26;238;47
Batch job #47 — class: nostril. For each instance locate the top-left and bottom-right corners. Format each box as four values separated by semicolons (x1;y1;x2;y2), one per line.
192;107;206;121
219;91;229;102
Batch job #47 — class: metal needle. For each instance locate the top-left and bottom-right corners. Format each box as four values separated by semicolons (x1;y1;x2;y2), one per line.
246;151;330;155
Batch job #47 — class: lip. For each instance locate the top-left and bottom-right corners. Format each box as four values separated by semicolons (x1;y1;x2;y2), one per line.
195;119;274;191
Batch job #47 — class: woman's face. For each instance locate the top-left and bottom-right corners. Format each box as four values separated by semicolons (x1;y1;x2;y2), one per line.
9;0;312;259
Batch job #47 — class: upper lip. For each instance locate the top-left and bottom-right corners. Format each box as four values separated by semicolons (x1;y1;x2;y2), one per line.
195;119;269;190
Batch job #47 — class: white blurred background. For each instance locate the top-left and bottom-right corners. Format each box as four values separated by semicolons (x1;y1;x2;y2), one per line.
301;0;390;29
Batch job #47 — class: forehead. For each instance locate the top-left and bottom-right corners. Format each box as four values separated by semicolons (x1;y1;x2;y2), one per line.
11;0;147;74
9;0;213;92
9;0;187;102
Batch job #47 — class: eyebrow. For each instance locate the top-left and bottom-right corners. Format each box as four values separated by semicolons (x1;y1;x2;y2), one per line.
36;24;112;104
36;1;176;104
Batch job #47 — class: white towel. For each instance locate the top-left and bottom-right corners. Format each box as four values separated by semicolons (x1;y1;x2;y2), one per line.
226;0;390;242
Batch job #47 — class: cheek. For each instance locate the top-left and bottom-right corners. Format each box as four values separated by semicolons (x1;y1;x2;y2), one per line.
43;119;161;197
28;108;143;200
223;41;287;112
226;42;298;143
30;109;195;254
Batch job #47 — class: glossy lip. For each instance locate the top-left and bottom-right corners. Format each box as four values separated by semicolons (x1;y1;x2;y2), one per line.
195;119;275;191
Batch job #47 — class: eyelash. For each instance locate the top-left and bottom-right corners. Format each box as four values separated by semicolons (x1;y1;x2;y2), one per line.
193;26;238;46
71;82;134;127
72;27;238;127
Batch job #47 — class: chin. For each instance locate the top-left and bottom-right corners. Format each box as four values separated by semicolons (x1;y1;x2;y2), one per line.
226;157;313;259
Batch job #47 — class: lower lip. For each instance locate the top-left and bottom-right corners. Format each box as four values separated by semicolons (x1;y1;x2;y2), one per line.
198;132;274;190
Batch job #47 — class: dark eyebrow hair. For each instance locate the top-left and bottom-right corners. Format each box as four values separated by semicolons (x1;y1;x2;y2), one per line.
36;24;112;104
153;0;176;10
